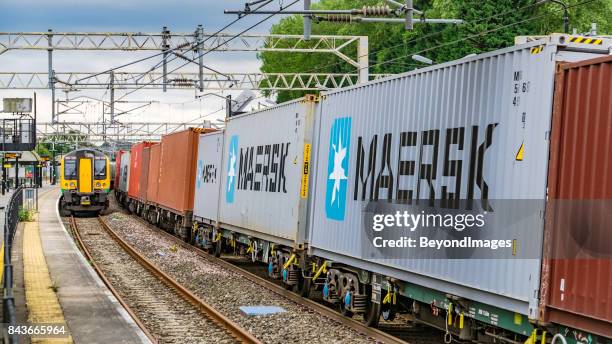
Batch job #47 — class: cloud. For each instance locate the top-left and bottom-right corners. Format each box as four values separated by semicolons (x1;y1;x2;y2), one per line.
0;0;298;140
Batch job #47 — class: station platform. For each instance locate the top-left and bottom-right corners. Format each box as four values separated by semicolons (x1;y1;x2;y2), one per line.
12;187;151;344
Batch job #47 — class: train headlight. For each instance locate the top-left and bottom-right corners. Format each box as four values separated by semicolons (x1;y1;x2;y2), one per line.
95;182;101;187
70;182;76;188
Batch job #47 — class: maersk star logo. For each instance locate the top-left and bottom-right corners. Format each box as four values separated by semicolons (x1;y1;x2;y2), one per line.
196;160;203;189
325;117;352;221
329;134;347;205
225;135;239;203
227;150;236;190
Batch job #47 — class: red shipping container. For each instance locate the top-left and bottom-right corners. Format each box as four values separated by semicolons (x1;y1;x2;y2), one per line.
114;150;124;189
540;55;612;338
156;128;214;214
146;143;161;205
128;141;156;200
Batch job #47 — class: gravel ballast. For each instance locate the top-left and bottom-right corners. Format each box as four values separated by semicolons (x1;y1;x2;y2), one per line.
104;213;375;344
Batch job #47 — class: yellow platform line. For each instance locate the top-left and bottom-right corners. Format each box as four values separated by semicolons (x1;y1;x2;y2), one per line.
23;218;73;344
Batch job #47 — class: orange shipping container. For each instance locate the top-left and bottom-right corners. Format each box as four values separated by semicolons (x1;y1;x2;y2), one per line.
540;55;612;338
128;141;156;200
156;128;213;214
146;143;161;205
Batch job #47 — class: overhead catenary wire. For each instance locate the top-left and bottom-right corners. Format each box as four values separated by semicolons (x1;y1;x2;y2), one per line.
86;0;277;132
300;0;595;76
76;0;275;84
115;0;300;103
365;0;597;72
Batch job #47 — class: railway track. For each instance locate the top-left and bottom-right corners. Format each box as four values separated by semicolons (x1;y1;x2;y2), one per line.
69;215;261;344
116;214;433;344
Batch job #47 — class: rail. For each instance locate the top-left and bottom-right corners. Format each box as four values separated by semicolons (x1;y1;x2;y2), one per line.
71;215;261;344
128;215;409;344
1;185;24;344
68;216;158;344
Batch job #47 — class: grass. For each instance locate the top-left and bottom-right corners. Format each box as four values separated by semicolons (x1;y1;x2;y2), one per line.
18;207;35;222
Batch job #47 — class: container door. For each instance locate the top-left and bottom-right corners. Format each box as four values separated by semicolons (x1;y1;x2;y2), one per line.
79;158;93;193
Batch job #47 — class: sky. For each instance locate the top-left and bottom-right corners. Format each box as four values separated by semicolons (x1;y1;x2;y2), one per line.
0;0;299;132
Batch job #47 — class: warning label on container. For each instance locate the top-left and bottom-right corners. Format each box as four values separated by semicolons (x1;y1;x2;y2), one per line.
300;143;311;198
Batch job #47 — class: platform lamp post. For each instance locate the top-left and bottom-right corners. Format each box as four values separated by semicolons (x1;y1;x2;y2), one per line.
50;143;56;185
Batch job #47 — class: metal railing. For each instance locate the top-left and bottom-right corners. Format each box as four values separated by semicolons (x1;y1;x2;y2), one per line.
2;185;24;344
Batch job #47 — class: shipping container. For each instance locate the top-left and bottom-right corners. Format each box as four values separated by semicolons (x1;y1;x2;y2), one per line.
193;131;224;225
218;97;316;246
156;128;212;214
540;55;612;338
128;141;156;200
146;143;161;205
118;151;130;193
114;150;124;189
139;146;153;202
307;36;610;321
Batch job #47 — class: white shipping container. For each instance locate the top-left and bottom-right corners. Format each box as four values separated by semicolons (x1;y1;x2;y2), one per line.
119;151;130;193
193;131;224;224
308;37;609;319
218;97;316;246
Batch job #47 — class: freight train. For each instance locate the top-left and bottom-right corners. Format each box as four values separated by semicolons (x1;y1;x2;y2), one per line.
60;148;111;215
114;34;612;344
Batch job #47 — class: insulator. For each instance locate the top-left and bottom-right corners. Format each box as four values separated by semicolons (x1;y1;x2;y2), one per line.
361;5;391;16
174;42;192;50
324;14;353;23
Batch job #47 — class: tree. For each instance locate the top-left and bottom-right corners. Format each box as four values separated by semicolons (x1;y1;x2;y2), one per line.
260;0;612;102
35;143;51;158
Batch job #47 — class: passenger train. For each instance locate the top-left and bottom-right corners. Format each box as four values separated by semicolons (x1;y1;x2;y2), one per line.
60;149;111;215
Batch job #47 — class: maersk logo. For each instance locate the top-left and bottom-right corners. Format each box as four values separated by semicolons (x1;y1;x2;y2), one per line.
226;135;239;203
196;160;203;189
325;117;352;221
197;160;217;189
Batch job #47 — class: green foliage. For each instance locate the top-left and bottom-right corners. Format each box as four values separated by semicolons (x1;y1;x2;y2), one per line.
35;143;51;158
18;207;35;222
260;0;612;102
37;130;95;157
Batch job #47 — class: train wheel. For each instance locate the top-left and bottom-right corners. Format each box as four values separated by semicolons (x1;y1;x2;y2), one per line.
363;298;381;327
297;273;311;298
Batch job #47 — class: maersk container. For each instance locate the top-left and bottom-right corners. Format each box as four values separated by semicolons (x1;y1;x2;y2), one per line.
118;151;130;193
218;96;317;246
193;131;224;225
539;55;612;338
307;35;610;320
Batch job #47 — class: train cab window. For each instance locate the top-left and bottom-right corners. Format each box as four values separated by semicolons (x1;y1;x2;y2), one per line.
64;159;77;179
94;158;106;179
